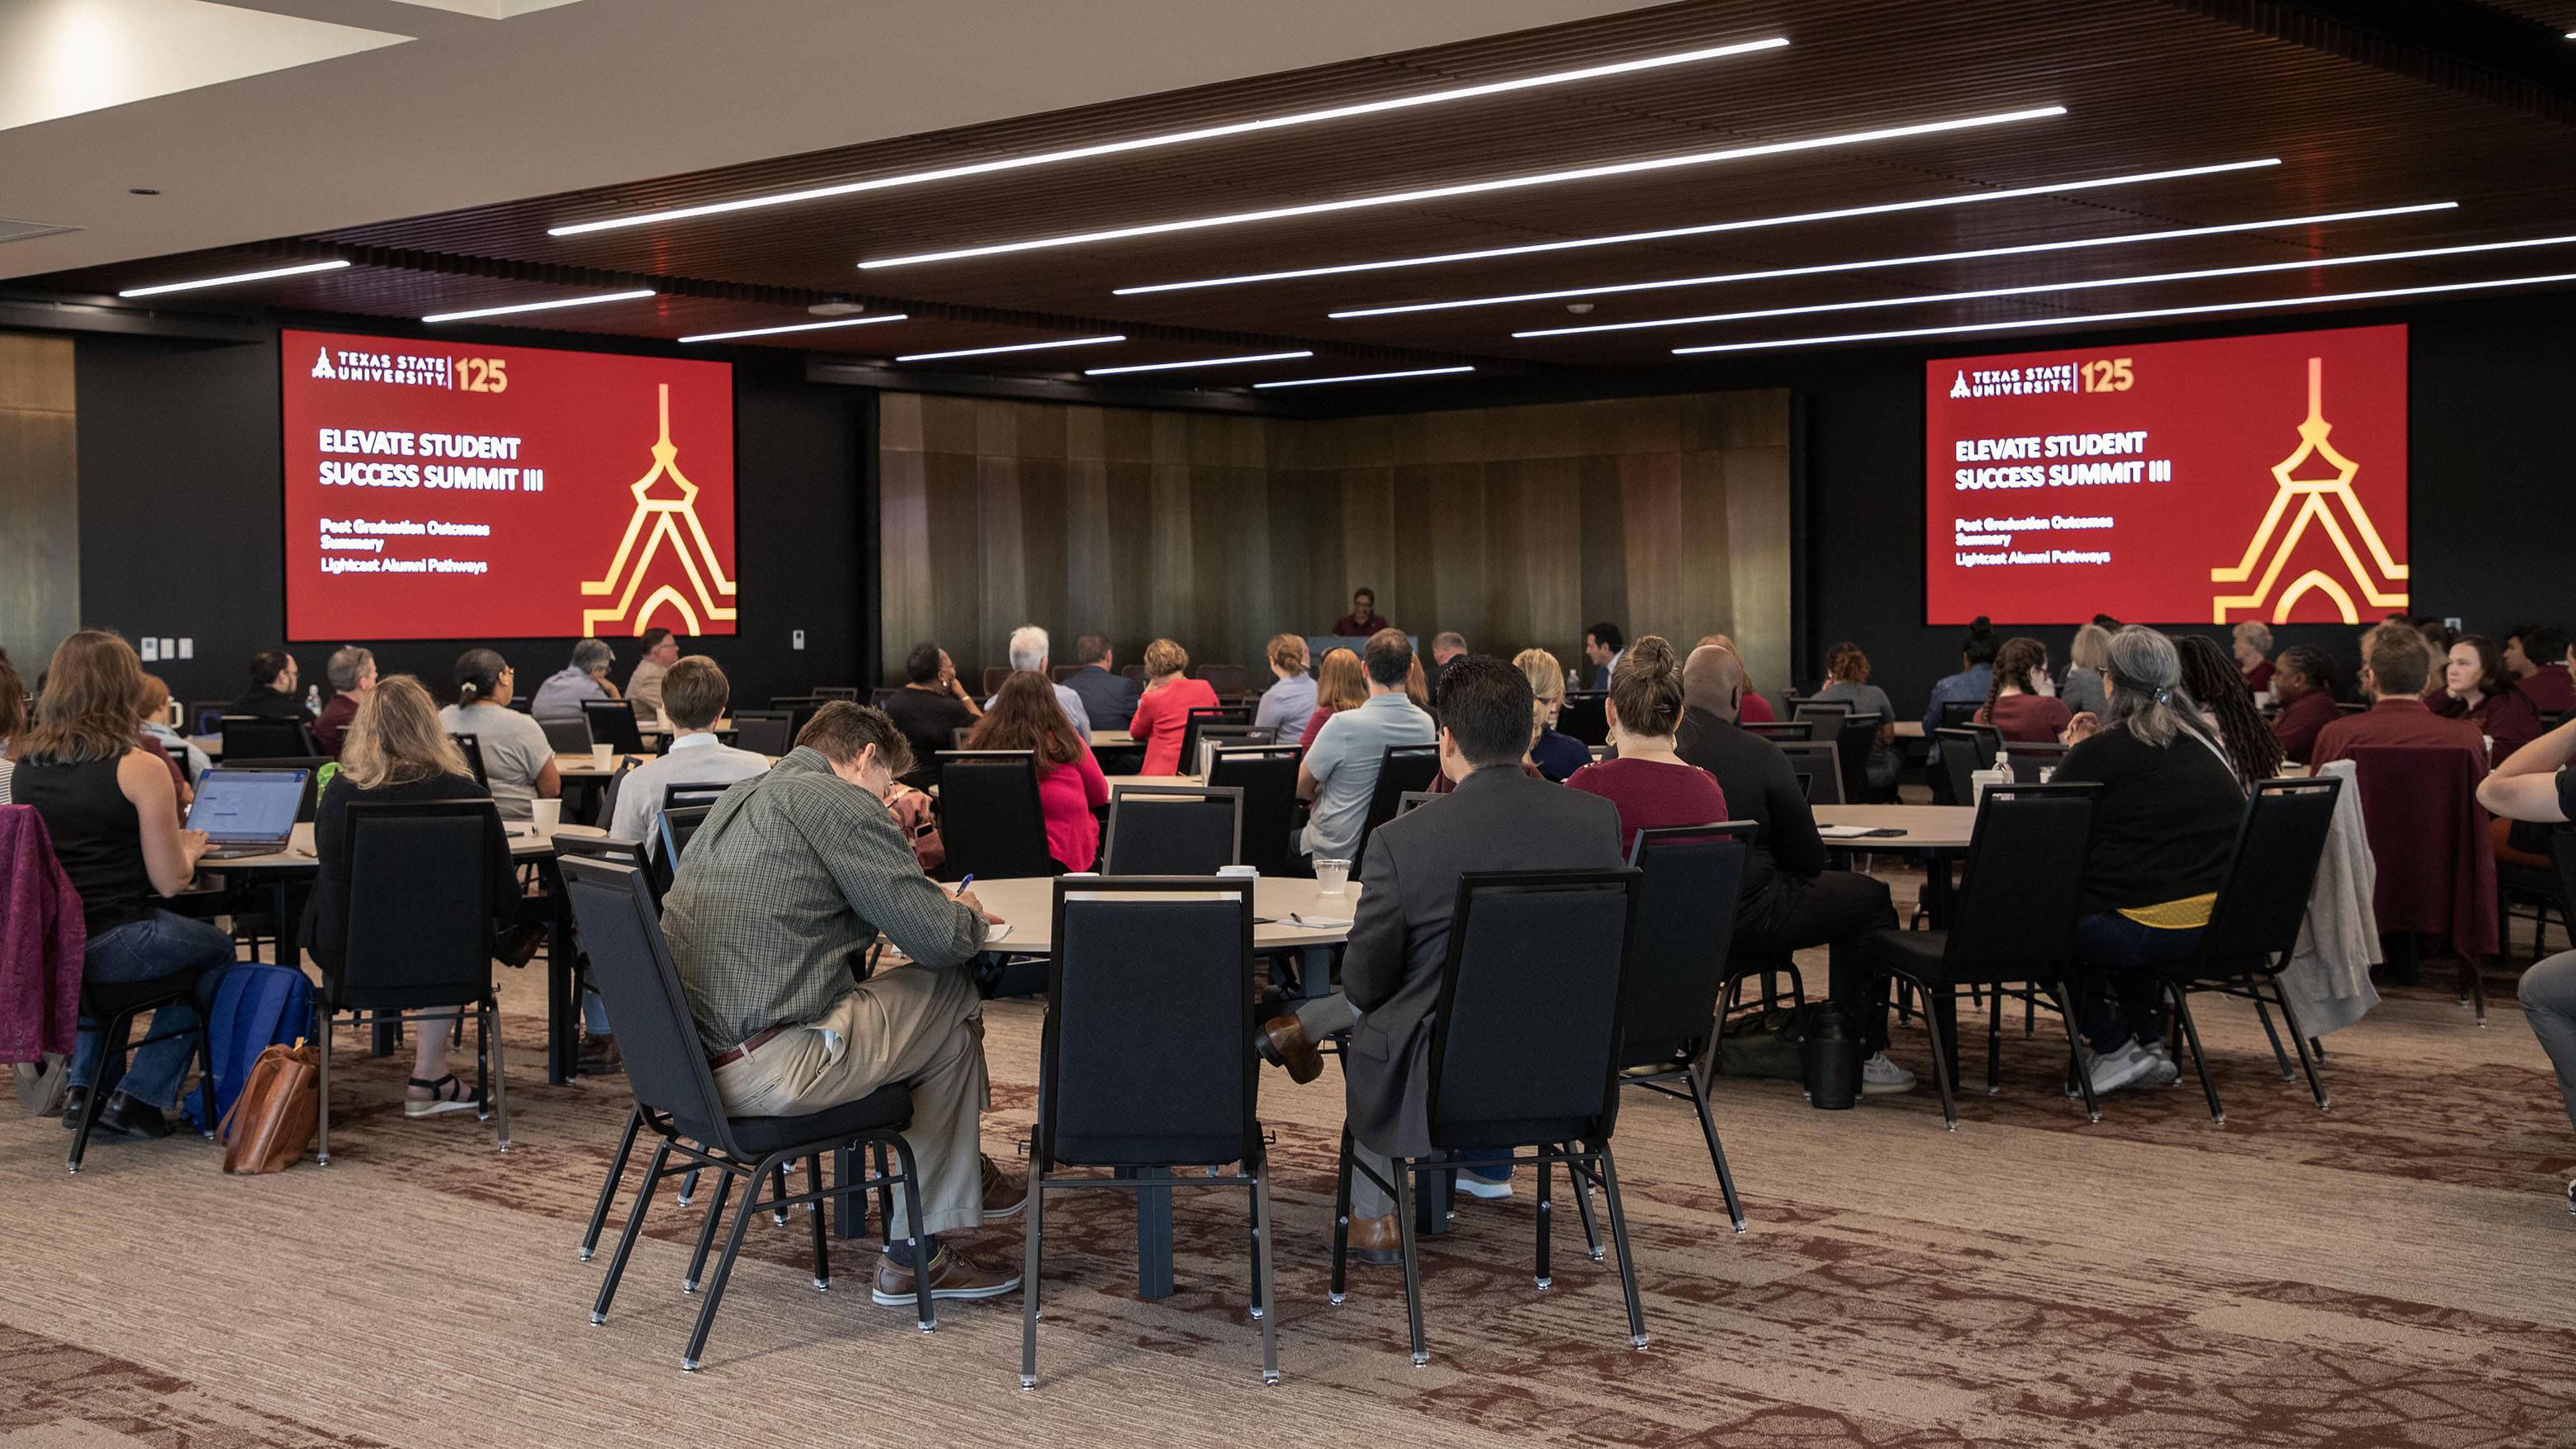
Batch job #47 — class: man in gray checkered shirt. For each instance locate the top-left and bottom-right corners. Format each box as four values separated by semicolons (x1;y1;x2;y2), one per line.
662;702;1024;1305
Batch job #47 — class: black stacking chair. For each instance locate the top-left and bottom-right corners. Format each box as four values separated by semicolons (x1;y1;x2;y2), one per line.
314;801;512;1165
1353;743;1442;870
1206;746;1302;878
1620;823;1754;1232
220;715;315;760
1834;712;1887;803
1196;664;1252;699
1858;782;2096;1129
769;696;822;739
582;698;646;755
220;758;329;822
1740;719;1814;743
2169;776;2345;1120
1101;784;1243;875
1187;724;1276;775
651;804;713;898
2002;740;2072;784
869;687;905;710
1396;791;1440;815
729;710;793;757
66;973;217;1174
935;750;1059;878
1557;693;1610;746
188;701;229;736
812;686;858;702
1331;867;1646;1368
1022;876;1276;1387
1791;699;1850;738
448;733;491;790
561;855;931;1370
660;781;732;815
1934;727;1983;804
1177;704;1255;775
1775;741;1843;806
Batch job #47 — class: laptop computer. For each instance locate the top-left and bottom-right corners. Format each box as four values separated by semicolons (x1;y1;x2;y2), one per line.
187;767;308;859
541;717;594;755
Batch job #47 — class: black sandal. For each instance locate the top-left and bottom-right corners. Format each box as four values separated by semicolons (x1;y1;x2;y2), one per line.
405;1073;484;1119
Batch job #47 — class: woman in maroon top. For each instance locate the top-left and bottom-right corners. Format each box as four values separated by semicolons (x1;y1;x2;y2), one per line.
1976;637;2074;743
2233;621;2277;694
2435;635;2544;765
2268;646;2344;765
1567;636;1729;853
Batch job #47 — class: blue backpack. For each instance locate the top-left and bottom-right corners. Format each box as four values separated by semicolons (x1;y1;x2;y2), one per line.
184;964;315;1134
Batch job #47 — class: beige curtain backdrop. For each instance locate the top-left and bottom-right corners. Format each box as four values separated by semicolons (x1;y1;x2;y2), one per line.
0;332;79;670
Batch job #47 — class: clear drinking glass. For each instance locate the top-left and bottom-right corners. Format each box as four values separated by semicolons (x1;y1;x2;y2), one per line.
1314;858;1352;895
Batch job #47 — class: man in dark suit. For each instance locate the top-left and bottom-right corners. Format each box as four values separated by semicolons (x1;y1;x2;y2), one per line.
1256;655;1622;1262
1062;632;1141;733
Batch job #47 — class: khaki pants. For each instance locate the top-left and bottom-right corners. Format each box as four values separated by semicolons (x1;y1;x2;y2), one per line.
712;964;990;1238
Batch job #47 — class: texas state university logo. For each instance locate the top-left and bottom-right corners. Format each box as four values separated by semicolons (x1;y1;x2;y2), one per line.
2209;356;2407;625
580;383;737;635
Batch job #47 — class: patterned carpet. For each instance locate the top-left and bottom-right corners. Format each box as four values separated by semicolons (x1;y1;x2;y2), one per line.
4;876;2574;1449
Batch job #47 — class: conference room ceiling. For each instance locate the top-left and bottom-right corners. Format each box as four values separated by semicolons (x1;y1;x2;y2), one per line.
17;0;2576;389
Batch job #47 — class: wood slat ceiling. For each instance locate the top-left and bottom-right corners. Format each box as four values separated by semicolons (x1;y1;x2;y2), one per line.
19;0;2576;392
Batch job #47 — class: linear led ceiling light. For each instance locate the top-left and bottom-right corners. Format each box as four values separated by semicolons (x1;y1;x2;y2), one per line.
1518;214;2519;338
1671;270;2576;354
1338;201;2456;321
548;38;1788;237
680;313;909;343
1084;350;1314;375
894;335;1126;362
119;258;350;296
859;105;2067;270
421;289;655;324
1253;366;1475;389
1114;157;2277;296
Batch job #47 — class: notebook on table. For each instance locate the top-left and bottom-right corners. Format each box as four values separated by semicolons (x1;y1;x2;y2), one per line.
187;767;308;859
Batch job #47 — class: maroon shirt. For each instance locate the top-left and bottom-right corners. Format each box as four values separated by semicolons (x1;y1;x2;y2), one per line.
1565;755;1731;856
2522;664;2575;716
2310;697;2488;771
1980;692;2072;744
314;691;361;757
2432;687;2545;765
2242;658;2276;694
2270;689;2342;765
1329;612;1391;637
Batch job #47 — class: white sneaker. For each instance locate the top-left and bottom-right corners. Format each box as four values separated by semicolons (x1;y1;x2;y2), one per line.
2085;1040;2158;1096
1860;1052;1915;1095
2140;1040;2182;1088
1454;1172;1513;1201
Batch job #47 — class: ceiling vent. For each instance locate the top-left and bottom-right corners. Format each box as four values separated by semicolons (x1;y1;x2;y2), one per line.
0;219;78;246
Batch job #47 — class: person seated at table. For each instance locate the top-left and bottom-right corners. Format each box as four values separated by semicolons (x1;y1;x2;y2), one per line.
1676;643;1910;1094
2055;628;2245;1096
1127;637;1221;777
2269;646;2343;765
2433;634;2544;765
1920;618;1998;748
135;674;207;795
2233;620;2276;694
438;649;560;820
1298;630;1438;868
1330;586;1391;638
0;652;23;803
1297;648;1369;753
2173;634;2284;791
1514;647;1593;781
1252;632;1318;745
2505;625;2574;715
306;675;514;1118
2061;624;2112;717
313;646;376;757
882;642;979;793
661;702;1021;1305
1063;633;1141;733
2310;626;2489;769
1568;636;1727;852
1809;642;1899;794
227;648;315;726
625;627;681;718
983;625;1091;744
2478;715;2576;1210
1253;656;1622;1262
967;671;1109;872
1693;634;1774;722
1584;623;1626;691
608;656;771;850
1977;637;2072;744
12;630;234;1140
531;637;620;725
1423;632;1467;703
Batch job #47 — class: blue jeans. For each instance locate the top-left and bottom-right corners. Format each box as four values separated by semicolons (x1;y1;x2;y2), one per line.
2073;911;2202;1055
72;910;236;1108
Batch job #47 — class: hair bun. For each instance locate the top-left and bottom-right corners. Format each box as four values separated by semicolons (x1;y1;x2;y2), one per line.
1969;615;1993;633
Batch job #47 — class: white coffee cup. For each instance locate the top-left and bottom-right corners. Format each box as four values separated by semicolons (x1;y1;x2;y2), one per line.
530;798;562;833
1314;858;1352;895
592;744;615;769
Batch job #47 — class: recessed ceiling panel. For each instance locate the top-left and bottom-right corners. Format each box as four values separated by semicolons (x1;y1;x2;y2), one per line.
0;0;410;134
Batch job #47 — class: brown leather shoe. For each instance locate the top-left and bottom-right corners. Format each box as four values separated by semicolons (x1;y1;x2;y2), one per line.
1256;1015;1324;1084
1346;1213;1403;1267
575;1034;621;1076
979;1154;1025;1219
872;1246;1021;1305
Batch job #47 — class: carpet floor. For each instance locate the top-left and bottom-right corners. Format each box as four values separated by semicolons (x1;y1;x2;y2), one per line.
5;881;2574;1448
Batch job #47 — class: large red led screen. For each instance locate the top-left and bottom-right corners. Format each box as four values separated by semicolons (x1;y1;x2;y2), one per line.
282;329;736;642
1923;324;2408;626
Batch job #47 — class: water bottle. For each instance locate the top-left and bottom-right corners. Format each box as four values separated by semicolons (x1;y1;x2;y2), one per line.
1566;668;1579;694
1800;1006;1861;1110
305;684;322;715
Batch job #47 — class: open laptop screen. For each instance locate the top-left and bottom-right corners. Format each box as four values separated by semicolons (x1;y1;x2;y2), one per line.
187;768;307;843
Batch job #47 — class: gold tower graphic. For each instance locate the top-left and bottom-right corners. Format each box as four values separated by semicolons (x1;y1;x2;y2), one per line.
2209;356;2407;625
581;383;738;636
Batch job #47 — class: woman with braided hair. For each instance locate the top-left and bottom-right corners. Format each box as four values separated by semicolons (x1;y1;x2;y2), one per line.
1975;636;2072;743
2175;633;2285;791
2268;646;2343;765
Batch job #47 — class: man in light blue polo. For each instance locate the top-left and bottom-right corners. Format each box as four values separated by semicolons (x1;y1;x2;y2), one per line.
1297;628;1436;864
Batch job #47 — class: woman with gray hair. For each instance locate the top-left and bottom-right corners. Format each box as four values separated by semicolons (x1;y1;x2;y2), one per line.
2232;619;2276;694
2054;627;2246;1097
532;637;622;724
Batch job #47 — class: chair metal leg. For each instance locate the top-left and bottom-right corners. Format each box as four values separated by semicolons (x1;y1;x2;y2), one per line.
681;1152;778;1371
2468;956;2487;1026
2166;983;2223;1124
66;1007;137;1175
806;1155;830;1290
1986;987;2005;1096
594;1140;670;1324
1390;1160;1429;1367
484;1000;511;1153
1910;979;1957;1129
1594;1142;1650;1351
1682;1064;1748;1232
1565;1148;1604;1260
682;1169;736;1295
677;1167;701;1207
2270;982;2332;1110
580;1106;645;1260
889;1134;935;1333
1328;1125;1354;1304
874;1140;896;1250
771;1163;792;1226
315;1006;334;1166
1534;1153;1553;1290
1020;1153;1045;1389
2248;991;2296;1081
2052;982;2100;1124
1252;1166;1280;1385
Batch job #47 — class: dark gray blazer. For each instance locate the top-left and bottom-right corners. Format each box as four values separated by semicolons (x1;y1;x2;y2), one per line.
1340;765;1624;1158
1063;665;1141;732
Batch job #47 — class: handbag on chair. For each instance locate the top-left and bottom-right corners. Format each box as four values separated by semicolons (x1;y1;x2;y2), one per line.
216;1039;320;1173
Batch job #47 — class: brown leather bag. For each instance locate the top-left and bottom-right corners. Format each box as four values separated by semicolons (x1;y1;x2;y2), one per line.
217;1040;320;1174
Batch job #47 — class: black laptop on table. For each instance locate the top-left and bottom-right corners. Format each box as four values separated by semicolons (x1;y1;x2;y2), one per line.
187;767;309;859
